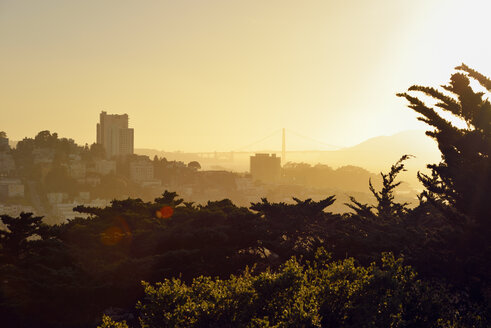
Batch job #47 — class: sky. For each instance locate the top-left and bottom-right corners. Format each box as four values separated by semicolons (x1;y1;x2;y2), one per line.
1;0;490;152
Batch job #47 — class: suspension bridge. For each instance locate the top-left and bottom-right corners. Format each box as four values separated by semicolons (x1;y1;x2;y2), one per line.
194;129;342;161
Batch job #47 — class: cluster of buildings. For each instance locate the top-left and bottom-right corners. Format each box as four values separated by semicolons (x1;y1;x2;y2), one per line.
46;192;110;223
0;178;24;199
42;112;159;222
1;111;294;223
95;111;285;186
95;111;159;187
0;134;24;200
0;112;140;222
46;111;158;187
0;133;30;218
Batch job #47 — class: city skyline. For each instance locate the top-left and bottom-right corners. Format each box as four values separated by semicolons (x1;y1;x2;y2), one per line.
2;0;490;152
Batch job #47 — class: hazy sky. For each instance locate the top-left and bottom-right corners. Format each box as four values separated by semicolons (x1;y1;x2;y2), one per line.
1;0;490;151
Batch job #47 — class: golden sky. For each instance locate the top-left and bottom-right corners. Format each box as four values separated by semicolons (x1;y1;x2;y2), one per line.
1;0;490;151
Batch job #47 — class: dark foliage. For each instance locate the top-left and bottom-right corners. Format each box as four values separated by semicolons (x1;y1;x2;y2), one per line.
398;64;491;298
397;64;491;223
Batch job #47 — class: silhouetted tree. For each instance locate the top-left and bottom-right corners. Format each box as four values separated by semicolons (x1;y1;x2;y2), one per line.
187;161;201;171
398;64;491;224
398;65;491;296
154;190;184;207
346;155;411;221
0;212;46;261
90;142;106;159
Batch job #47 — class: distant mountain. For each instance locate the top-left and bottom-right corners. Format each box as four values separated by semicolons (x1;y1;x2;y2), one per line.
313;130;440;189
323;130;439;166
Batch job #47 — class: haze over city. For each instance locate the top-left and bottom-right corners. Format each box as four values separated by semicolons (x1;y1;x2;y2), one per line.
1;1;491;327
2;0;490;151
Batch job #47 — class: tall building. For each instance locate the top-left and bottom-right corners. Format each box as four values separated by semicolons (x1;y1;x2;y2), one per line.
250;153;281;183
96;111;134;158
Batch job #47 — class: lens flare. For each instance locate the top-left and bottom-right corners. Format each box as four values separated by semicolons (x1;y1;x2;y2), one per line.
156;206;174;219
100;217;132;246
100;226;124;246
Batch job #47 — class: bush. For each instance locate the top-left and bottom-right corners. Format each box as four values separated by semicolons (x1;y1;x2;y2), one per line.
117;250;485;328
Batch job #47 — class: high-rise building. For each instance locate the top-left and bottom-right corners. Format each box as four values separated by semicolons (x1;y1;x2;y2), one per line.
96;111;134;158
250;153;281;183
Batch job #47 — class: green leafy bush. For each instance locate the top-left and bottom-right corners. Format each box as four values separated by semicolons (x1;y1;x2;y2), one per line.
124;251;484;328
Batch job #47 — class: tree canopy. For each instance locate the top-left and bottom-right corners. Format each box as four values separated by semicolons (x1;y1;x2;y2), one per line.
397;64;491;224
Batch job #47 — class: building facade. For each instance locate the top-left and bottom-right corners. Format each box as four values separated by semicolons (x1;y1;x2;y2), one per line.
250;153;281;183
96;111;134;158
91;159;116;176
0;135;9;152
0;153;15;175
0;178;25;198
129;158;154;183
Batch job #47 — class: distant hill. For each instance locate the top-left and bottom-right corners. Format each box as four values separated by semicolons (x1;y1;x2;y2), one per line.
314;130;440;189
318;130;439;168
